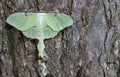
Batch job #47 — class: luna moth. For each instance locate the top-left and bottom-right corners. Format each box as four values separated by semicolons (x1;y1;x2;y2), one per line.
6;12;73;57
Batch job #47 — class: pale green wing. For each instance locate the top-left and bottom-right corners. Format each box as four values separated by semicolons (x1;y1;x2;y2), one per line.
6;12;37;31
45;13;73;31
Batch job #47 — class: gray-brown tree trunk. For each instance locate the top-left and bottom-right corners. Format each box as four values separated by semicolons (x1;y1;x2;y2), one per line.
0;0;120;77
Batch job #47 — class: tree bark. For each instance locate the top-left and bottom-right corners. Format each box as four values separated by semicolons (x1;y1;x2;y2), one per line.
0;0;120;77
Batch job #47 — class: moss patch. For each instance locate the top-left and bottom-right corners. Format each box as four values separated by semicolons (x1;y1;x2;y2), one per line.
75;67;86;77
6;26;19;77
45;73;54;77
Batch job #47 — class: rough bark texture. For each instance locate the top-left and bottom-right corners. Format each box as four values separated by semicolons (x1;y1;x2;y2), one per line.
0;0;120;77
